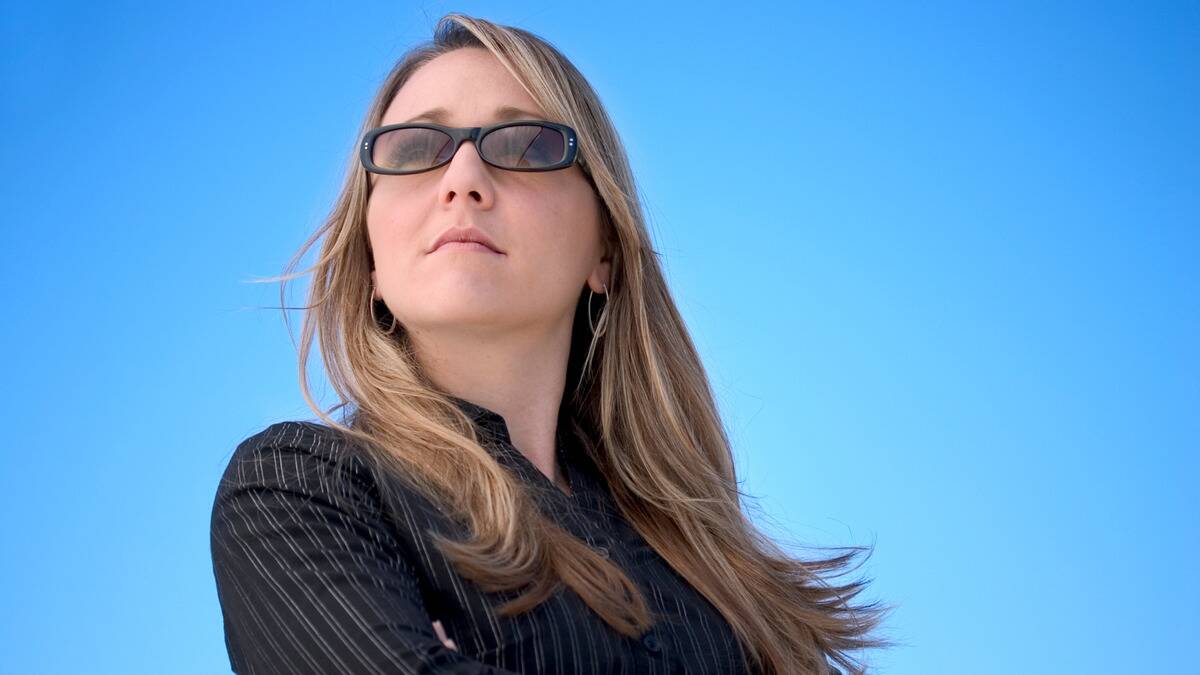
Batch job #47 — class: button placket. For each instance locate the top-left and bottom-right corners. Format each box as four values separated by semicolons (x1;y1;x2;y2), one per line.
640;632;663;654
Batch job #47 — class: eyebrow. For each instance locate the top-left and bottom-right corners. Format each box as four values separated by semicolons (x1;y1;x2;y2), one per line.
400;105;545;125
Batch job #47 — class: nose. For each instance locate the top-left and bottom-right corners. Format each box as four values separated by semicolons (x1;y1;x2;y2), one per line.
438;139;495;208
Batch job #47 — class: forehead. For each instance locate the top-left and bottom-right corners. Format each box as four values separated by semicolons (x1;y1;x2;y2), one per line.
381;48;549;127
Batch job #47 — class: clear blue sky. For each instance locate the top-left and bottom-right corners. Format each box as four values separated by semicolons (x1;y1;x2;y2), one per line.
2;2;1196;673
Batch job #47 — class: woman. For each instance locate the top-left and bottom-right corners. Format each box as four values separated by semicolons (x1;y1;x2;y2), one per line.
210;13;892;675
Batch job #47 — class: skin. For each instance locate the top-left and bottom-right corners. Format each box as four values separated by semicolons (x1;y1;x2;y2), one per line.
367;47;611;497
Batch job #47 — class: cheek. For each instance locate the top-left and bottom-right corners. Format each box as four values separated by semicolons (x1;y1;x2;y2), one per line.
555;187;603;261
519;190;602;280
366;189;421;263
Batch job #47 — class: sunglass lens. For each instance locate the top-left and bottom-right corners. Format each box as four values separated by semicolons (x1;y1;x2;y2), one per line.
480;124;567;169
372;128;455;173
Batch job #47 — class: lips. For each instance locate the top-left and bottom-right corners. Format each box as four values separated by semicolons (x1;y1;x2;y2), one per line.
429;226;505;254
435;241;502;254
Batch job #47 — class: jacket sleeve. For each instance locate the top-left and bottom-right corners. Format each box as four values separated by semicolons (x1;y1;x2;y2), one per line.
210;422;520;675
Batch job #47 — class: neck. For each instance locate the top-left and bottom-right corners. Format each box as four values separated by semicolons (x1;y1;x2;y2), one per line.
409;318;573;488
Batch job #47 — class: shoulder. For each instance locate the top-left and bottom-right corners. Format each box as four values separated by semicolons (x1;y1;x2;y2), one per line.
232;419;353;461
213;420;376;511
209;420;457;567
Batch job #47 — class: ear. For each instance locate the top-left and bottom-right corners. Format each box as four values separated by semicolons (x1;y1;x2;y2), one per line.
587;258;611;294
370;270;381;301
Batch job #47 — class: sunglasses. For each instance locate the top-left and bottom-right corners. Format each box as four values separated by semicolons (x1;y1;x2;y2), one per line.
360;119;580;175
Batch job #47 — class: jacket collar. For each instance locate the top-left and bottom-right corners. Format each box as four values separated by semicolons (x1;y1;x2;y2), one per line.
443;394;615;516
445;394;512;444
444;393;578;453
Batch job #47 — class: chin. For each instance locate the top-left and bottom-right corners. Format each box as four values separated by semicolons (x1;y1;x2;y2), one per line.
407;295;509;323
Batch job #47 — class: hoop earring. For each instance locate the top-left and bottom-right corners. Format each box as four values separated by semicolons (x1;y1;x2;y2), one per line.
587;281;609;335
369;284;398;335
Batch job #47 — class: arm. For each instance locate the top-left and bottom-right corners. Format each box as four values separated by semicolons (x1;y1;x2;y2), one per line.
210;424;519;675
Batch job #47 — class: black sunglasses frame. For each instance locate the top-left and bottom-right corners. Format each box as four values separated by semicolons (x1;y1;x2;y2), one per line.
360;119;580;175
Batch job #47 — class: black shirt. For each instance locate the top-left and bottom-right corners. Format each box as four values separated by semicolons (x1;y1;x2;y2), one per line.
210;397;835;674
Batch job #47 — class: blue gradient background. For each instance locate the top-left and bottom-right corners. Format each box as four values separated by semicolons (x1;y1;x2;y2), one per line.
2;2;1195;673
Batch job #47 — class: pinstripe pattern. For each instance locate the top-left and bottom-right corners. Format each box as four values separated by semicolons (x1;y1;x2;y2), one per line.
210;398;841;674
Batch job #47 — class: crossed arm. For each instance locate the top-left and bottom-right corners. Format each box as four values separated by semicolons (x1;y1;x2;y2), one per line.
209;436;519;675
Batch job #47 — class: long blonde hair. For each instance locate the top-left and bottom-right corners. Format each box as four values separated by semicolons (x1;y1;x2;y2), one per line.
265;13;894;674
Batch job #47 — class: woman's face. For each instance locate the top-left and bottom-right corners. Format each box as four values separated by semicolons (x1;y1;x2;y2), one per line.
367;47;608;340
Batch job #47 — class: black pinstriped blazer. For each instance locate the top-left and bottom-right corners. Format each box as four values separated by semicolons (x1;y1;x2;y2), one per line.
210;396;842;674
